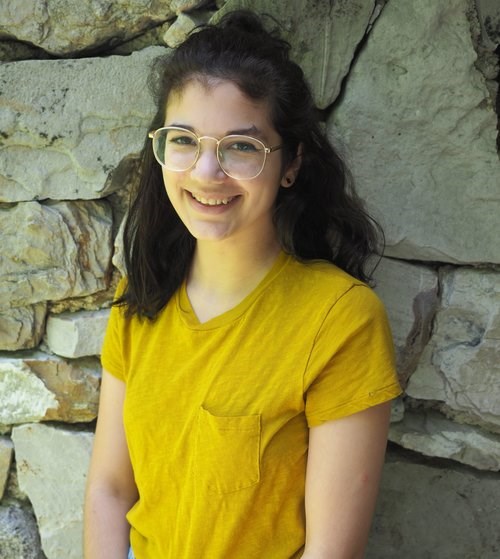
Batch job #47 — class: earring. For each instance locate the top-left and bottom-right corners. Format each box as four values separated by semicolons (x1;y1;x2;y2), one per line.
283;177;293;186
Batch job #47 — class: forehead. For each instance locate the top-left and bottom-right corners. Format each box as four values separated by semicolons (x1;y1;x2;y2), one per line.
164;79;275;137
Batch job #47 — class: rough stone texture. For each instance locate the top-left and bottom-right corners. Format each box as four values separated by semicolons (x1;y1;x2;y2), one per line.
0;303;47;351
0;438;13;500
0;200;113;308
108;24;166;55
0;504;44;559
373;258;438;385
214;0;379;109
44;309;110;358
0;1;174;56
0;40;50;62
476;0;500;49
329;0;500;264
0;360;58;425
172;0;213;14
0;47;166;202
367;452;500;558
12;424;93;559
162;10;214;47
0;351;100;424
407;267;500;432
390;409;500;471
389;397;405;424
112;217;127;278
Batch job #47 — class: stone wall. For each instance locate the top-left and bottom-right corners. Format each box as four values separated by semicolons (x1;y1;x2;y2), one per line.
0;0;499;557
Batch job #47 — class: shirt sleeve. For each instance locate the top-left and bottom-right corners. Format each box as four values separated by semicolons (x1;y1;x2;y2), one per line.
304;284;401;427
100;277;128;381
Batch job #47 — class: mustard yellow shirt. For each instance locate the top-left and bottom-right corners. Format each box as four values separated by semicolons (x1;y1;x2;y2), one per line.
101;252;401;559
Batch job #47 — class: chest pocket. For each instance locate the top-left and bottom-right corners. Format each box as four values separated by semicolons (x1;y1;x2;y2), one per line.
195;406;261;495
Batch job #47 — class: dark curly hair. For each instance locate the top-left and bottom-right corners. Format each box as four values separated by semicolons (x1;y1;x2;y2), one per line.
118;9;383;318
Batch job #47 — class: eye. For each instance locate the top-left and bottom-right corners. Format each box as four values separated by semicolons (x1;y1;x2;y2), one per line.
225;139;261;153
169;134;197;146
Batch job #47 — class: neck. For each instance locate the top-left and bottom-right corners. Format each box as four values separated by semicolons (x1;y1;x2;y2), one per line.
186;236;281;322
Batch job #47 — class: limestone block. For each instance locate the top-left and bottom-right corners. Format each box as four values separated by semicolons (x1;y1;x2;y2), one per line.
213;0;378;109
0;46;166;202
163;11;214;48
0;505;43;559
368;452;500;558
390;409;500;471
329;0;500;264
0;200;112;307
0;351;100;424
12;424;93;559
0;360;58;425
0;438;13;500
407;268;500;431
373;258;438;384
0;302;47;351
44;309;110;358
0;1;174;55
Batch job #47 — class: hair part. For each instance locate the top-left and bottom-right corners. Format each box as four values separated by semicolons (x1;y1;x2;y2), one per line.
117;9;383;319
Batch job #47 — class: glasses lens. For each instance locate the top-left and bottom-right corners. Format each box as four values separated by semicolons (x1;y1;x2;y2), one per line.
153;128;198;171
219;136;266;179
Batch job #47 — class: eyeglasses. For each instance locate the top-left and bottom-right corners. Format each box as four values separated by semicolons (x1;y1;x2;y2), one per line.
148;126;283;180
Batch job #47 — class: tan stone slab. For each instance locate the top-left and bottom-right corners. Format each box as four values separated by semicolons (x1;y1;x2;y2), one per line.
0;437;13;500
0;1;174;55
12;424;93;559
44;309;110;359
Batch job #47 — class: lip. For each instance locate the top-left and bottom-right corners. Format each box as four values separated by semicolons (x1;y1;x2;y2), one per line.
186;190;241;213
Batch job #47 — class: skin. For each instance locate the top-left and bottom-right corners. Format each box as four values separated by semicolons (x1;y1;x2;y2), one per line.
84;79;391;558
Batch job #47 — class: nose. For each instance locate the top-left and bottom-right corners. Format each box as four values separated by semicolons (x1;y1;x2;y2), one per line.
190;138;226;182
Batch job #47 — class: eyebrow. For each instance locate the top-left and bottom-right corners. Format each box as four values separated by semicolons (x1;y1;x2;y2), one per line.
168;123;266;139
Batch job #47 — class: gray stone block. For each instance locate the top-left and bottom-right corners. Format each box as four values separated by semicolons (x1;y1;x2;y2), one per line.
0;47;165;202
214;0;378;109
373;258;438;383
407;267;500;431
0;505;43;559
368;451;500;558
329;0;500;264
390;409;500;471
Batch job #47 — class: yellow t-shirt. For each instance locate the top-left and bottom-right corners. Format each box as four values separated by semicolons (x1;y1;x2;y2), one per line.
101;252;401;559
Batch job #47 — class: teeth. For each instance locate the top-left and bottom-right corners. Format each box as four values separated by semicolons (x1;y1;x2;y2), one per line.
192;193;234;206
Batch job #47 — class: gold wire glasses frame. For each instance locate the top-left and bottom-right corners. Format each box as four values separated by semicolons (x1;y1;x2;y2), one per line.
148;126;283;180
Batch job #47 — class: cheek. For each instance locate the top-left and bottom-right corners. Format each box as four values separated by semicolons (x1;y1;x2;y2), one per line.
162;170;182;199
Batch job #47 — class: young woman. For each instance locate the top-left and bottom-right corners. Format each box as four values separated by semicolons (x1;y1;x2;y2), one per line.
84;10;401;559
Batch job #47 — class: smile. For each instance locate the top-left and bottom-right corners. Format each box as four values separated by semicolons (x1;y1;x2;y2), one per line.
190;192;236;206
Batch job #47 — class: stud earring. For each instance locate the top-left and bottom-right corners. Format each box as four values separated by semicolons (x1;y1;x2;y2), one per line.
284;177;293;186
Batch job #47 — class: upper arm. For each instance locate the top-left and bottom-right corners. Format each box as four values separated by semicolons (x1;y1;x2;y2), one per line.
86;369;138;503
303;402;392;559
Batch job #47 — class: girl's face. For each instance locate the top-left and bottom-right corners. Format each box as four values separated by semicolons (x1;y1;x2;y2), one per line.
161;79;296;247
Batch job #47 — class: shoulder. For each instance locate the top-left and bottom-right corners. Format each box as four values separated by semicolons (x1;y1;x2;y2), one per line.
278;257;389;333
284;256;373;304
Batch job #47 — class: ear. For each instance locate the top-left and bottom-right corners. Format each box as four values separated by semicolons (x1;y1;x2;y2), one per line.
280;143;303;188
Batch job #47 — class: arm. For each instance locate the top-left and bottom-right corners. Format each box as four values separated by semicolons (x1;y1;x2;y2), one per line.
84;370;138;559
301;401;392;559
